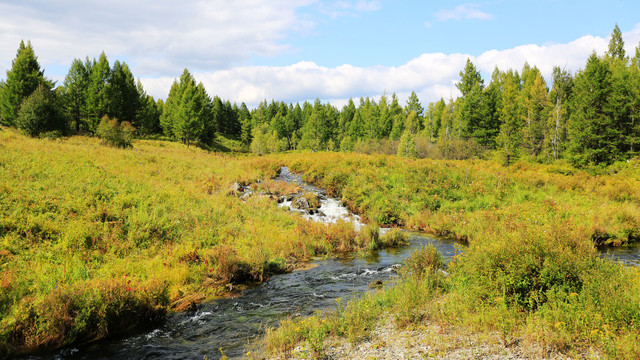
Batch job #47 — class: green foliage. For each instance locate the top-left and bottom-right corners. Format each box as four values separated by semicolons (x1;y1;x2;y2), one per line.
60;53;154;136
250;123;287;155
497;69;523;165
568;53;619;166
96;116;135;148
85;52;112;132
606;24;626;62
60;58;89;132
0;41;51;126
398;243;443;278
16;85;67;137
161;69;213;147
396;130;417;158
379;228;409;248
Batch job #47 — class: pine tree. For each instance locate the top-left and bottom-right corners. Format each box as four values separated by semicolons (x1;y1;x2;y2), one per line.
108;60;140;125
0;41;51;126
377;94;392;138
545;67;573;160
521;66;550;157
338;99;356;139
160;69;212;147
606;24;626;62
483;67;504;149
404;111;421;134
16;84;67;136
629;45;640;155
405;91;424;118
497;70;522;165
238;102;253;146
567;53;619;166
389;93;405;140
397;130;417;158
85;52;111;132
135;80;161;136
359;97;378;139
61;58;90;132
456;58;492;145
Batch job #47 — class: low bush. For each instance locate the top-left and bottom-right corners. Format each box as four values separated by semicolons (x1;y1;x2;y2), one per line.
379;228;409;247
96;116;135;148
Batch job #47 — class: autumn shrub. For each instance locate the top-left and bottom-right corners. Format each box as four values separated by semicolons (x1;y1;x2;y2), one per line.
356;224;380;250
96;115;135;148
352;138;397;155
379;228;409;247
399;244;444;279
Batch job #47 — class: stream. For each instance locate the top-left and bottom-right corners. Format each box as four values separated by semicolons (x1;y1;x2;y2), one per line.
25;167;639;360
37;233;459;360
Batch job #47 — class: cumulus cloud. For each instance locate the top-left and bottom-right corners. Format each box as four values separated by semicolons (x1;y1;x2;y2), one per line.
3;1;639;110
435;4;493;21
0;0;314;77
137;26;640;108
149;52;469;107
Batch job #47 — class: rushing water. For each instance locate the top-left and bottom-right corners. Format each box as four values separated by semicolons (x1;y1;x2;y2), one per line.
276;167;366;230
23;167;639;360
30;233;461;360
26;166;462;360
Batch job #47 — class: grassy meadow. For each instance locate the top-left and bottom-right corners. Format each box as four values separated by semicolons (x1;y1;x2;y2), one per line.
263;153;640;359
2;129;640;359
0;129;382;357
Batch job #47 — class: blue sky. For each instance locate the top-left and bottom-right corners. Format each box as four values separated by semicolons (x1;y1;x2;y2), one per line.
265;1;639;68
1;0;640;108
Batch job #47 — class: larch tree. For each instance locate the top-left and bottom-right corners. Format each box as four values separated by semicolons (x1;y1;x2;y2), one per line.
629;45;640;155
389;93;406;140
521;66;550;157
456;58;492;146
606;24;626;62
108;60;140;125
497;70;522;165
545;67;573;161
605;25;634;156
135;80;161;136
377;94;392;138
85;52;111;132
61;58;90;132
567;52;618;166
16;84;67;137
0;40;51;126
160;69;213;147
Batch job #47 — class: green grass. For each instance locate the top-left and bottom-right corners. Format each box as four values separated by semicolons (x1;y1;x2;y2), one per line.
262;152;640;359
2;131;639;358
0;131;375;357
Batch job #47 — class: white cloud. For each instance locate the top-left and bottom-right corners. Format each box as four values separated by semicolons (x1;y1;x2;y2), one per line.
137;26;640;108
3;1;640;111
0;0;314;77
149;52;469;108
475;35;609;82
435;4;493;21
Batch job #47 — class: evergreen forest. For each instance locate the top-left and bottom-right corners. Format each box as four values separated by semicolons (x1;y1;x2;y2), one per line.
1;25;639;168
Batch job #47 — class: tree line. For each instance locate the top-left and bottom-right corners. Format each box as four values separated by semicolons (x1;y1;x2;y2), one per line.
0;25;638;166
